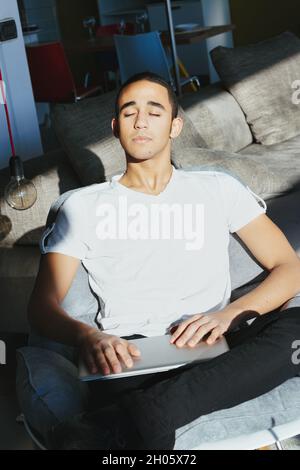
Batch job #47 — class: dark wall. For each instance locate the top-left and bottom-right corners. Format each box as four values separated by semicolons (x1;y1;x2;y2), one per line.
55;0;101;86
230;0;300;46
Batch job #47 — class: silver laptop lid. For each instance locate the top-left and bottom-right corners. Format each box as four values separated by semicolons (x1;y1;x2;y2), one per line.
79;334;229;381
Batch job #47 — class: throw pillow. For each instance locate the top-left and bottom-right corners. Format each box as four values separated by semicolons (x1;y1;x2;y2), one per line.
210;31;300;145
172;147;279;200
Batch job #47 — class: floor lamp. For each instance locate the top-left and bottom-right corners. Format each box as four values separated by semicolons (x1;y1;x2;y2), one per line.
0;67;37;210
164;0;182;97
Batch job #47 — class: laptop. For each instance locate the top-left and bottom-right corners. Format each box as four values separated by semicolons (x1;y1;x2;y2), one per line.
78;334;229;381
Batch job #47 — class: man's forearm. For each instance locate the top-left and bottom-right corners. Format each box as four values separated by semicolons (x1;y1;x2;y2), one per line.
223;261;300;321
28;298;97;347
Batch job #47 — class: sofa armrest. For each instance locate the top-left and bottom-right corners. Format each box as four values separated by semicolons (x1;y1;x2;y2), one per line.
0;149;81;247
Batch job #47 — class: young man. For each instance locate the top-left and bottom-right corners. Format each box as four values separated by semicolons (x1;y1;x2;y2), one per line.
28;72;300;450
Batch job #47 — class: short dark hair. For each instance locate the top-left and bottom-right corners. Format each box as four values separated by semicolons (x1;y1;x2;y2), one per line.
114;71;179;120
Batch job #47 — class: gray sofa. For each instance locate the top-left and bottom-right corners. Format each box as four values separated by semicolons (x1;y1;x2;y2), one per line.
1;30;300;448
15;183;300;450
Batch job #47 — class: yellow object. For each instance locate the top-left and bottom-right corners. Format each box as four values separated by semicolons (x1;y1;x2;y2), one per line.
177;57;199;92
167;47;200;93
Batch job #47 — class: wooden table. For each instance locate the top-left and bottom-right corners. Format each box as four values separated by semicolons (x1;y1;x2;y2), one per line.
161;24;235;45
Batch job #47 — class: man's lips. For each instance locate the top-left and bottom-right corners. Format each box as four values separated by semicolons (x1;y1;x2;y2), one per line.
132;136;152;143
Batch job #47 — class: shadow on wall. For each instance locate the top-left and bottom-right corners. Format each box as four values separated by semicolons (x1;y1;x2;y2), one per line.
229;0;300;46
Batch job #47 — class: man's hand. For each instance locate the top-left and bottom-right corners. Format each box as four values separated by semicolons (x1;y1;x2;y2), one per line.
78;327;141;375
169;311;233;348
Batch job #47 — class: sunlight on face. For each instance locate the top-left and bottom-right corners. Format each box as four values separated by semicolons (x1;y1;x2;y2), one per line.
112;80;179;161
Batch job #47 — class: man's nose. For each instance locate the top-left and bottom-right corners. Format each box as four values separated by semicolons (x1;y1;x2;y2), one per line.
134;113;148;128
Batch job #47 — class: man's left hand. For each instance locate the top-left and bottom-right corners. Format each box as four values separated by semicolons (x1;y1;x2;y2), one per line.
169;311;233;348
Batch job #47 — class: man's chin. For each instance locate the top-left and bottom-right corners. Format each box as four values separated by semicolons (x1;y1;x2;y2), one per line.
125;153;154;163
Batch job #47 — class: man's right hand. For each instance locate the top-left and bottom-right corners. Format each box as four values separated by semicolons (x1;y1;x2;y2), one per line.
78;327;142;375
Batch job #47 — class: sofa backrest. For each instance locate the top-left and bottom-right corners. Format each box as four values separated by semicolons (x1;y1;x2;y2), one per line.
210;31;300;146
51;90;207;188
179;83;253;153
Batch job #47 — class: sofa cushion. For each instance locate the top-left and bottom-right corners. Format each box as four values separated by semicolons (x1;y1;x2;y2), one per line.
239;134;300;195
173;144;300;199
179;83;253;152
171;147;277;200
52;91;206;187
175;377;300;449
211;31;300;146
229;186;300;291
0;149;80;247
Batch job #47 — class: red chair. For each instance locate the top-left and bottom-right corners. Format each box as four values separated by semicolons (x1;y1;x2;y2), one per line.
26;42;103;103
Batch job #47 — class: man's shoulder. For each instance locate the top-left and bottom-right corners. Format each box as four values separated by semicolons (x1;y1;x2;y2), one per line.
59;181;116;209
177;168;241;186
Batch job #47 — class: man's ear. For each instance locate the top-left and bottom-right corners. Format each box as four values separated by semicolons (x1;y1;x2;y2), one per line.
111;118;119;138
170;116;184;139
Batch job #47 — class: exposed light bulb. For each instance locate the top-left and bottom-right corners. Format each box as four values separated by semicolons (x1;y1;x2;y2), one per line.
4;156;37;210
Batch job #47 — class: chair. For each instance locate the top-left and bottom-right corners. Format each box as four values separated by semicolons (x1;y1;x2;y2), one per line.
26;42;103;103
114;31;200;91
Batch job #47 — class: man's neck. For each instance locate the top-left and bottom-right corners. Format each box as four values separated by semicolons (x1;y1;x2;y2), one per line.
118;159;173;196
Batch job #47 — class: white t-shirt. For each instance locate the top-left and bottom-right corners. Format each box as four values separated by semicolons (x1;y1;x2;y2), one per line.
40;166;266;337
